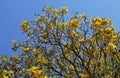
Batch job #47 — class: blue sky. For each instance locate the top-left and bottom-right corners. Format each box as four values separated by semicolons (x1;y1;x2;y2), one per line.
0;0;120;56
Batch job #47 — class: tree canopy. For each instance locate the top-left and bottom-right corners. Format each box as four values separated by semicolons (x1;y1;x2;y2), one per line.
0;5;120;78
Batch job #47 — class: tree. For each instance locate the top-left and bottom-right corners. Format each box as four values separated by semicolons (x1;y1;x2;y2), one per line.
0;5;120;78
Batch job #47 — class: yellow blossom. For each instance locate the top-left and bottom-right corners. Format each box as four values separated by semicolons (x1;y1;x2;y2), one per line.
48;23;54;30
61;6;68;14
80;74;89;78
102;19;110;26
54;9;62;15
108;43;116;51
22;47;30;52
2;55;8;61
12;55;20;61
69;66;76;75
105;28;112;34
90;59;97;66
92;17;111;28
105;34;111;38
112;35;117;39
32;49;40;54
20;21;30;33
101;58;105;64
28;66;42;77
41;32;47;37
70;18;80;28
3;75;9;78
71;31;79;37
22;43;30;52
104;47;109;54
12;40;16;46
42;75;48;78
92;17;103;28
64;42;71;48
93;51;100;58
37;56;48;64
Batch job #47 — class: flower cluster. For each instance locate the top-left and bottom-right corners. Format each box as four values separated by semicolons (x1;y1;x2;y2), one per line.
20;21;30;33
92;17;112;28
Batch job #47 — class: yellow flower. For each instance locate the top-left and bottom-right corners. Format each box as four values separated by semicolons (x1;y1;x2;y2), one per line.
41;33;47;37
105;34;111;38
3;75;9;78
54;9;62;15
12;40;16;46
104;47;109;54
64;42;71;48
28;66;42;77
48;23;54;30
92;17;111;28
34;70;42;78
22;20;29;25
70;18;80;28
102;19;110;26
43;75;48;78
22;44;30;52
37;56;48;64
112;35;117;39
93;51;100;58
61;6;68;14
101;58;105;64
69;66;76;75
80;74;89;78
20;21;30;33
71;31;79;37
90;59;97;66
12;55;20;61
22;47;30;52
108;43;116;51
2;55;8;61
92;17;103;28
32;49;40;54
105;28;112;34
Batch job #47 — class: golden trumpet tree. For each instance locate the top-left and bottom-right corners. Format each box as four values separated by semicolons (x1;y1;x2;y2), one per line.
0;5;120;78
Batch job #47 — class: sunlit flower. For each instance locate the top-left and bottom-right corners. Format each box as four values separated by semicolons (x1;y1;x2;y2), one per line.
112;35;117;39
90;59;97;66
20;21;30;33
54;9;62;15
92;17;103;28
93;51;100;58
109;43;116;51
41;32;47;37
102;19;110;26
32;49;40;54
43;75;48;78
104;47;109;54
105;28;112;34
64;42;71;48
3;75;9;78
22;43;30;52
61;6;68;14
71;31;79;37
12;40;16;46
1;55;8;61
105;34;111;38
101;58;105;64
37;56;48;64
22;47;30;52
80;74;89;78
12;55;20;61
70;18;80;28
28;66;42;78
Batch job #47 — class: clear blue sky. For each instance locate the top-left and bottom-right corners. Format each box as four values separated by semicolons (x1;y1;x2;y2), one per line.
0;0;120;56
